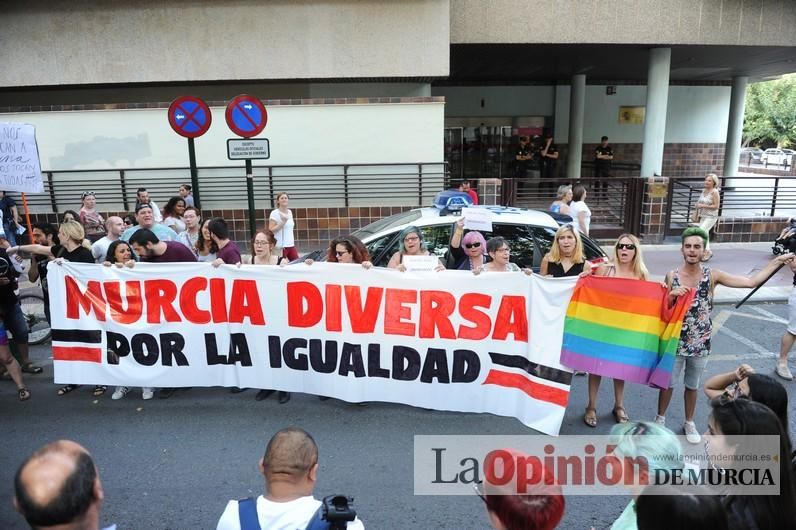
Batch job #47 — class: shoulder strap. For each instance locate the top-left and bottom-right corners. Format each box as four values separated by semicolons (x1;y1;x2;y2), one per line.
304;505;329;530
237;497;261;530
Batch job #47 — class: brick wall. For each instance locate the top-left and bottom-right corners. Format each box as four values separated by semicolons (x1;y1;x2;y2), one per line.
714;216;789;243
740;165;796;177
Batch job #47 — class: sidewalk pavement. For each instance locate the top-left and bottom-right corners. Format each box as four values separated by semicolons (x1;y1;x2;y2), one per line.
641;241;792;304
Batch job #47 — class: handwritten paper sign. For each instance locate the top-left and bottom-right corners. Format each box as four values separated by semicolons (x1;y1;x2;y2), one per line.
0;123;44;193
402;255;440;272
462;207;493;232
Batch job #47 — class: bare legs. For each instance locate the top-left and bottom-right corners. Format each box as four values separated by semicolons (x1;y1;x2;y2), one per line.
587;374;627;423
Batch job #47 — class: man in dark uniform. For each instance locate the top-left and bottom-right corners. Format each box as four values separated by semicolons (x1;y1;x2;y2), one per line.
594;135;614;195
541;132;560;183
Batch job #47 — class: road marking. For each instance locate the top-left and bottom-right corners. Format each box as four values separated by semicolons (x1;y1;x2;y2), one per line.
710;309;776;360
748;306;788;324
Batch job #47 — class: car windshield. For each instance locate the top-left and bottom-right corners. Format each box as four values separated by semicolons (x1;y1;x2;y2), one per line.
352;210;422;239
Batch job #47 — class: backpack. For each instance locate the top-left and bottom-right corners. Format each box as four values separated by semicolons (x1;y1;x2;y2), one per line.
237;498;329;530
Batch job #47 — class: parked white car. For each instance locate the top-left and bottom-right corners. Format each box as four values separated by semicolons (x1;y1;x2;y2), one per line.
762;148;791;167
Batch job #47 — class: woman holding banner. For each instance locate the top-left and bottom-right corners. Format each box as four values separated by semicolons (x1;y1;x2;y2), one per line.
194;219;217;262
540;225;592;278
102;240;155;401
448;218;488;271
388;226;434;271
583;234;650;427
245;229;290;403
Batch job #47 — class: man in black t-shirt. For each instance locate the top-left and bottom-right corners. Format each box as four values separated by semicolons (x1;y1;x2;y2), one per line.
594;136;614;194
541;133;560;182
0;241;39;374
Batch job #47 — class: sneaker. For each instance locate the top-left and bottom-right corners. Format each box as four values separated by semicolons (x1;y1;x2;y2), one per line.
142;388;154;400
111;386;129;400
776;362;793;381
654;415;665;425
684;421;701;444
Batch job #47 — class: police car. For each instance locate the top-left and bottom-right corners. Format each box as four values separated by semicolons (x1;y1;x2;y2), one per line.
339;191;607;270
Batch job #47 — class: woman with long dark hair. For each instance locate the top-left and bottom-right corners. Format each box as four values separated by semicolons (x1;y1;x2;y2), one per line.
161;196;187;234
102;240;154;401
194;218;217;262
708;397;796;529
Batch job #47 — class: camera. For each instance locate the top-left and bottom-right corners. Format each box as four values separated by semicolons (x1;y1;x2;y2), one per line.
321;495;356;529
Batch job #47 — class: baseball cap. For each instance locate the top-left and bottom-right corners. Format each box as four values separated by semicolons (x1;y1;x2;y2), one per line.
135;203;152;214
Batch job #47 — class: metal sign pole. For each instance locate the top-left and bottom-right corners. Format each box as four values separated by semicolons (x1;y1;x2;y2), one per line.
188;138;201;209
245;158;256;239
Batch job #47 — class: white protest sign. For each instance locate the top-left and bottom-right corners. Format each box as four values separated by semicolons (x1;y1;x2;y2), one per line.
462;207;492;232
402;255;440;272
0;123;44;193
48;262;577;435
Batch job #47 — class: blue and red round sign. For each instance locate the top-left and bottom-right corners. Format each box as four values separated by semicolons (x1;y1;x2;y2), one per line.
167;96;212;138
225;94;268;138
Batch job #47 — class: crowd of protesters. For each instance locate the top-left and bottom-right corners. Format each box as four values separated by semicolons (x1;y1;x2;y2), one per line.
4;179;796;529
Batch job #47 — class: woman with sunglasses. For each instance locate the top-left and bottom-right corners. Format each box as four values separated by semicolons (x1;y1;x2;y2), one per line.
583;234;649;427
79;192;106;243
448;218;488;270
540;224;592;278
707;397;796;529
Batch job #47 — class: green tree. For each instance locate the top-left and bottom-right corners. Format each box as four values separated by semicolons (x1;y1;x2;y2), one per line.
743;74;796;148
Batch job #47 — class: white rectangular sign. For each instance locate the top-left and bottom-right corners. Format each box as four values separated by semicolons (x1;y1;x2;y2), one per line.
0;123;44;193
227;138;270;160
462;207;492;232
401;255;441;272
48;262;577;435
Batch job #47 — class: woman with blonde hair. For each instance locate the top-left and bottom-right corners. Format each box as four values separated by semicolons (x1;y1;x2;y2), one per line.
550;185;572;216
584;233;649;427
692;173;721;261
540;224;592;277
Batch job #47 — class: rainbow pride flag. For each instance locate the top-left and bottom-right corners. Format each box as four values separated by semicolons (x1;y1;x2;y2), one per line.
560;276;695;389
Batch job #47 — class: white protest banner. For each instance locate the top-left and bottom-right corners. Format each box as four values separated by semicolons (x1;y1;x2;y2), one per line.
48;262;577;435
401;255;440;272
462;207;492;232
0;123;44;193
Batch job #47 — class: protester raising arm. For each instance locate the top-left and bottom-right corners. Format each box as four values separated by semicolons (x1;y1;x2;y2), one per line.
703;364;754;400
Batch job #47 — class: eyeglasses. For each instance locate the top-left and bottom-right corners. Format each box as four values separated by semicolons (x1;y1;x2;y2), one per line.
617;243;636;250
254;240;270;246
404;236;420;243
464;242;481;249
335;250;350;257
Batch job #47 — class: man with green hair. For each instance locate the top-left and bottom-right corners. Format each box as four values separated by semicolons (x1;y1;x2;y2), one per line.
657;227;793;444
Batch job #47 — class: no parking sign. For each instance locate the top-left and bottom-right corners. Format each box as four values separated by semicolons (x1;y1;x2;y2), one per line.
225;95;267;138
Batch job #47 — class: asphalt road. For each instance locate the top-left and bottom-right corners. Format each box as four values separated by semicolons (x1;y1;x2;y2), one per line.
2;301;795;529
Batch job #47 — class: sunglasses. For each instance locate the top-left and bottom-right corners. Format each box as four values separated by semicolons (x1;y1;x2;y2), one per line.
464;242;481;249
81;191;96;198
335;250;350;257
617;243;636;250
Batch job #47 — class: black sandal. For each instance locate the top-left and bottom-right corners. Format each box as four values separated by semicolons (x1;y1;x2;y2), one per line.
21;363;43;374
18;387;31;401
57;384;79;396
92;385;107;397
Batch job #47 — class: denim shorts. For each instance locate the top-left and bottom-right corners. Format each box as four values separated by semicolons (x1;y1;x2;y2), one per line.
669;355;709;390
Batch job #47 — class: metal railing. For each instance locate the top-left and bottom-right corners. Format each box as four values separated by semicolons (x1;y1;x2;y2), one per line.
503;176;644;239
665;175;796;235
24;162;447;214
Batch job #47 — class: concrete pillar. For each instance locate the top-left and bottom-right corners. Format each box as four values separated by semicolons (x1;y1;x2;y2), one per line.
640;48;671;178
566;74;586;180
723;76;749;178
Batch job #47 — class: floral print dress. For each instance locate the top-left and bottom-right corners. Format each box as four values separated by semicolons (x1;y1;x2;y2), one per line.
672;266;713;357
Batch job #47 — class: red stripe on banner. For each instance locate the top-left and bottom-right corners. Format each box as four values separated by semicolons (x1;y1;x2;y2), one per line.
482;369;569;408
52;346;102;363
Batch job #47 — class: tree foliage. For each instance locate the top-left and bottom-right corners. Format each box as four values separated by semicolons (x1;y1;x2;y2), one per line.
743;74;796;148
